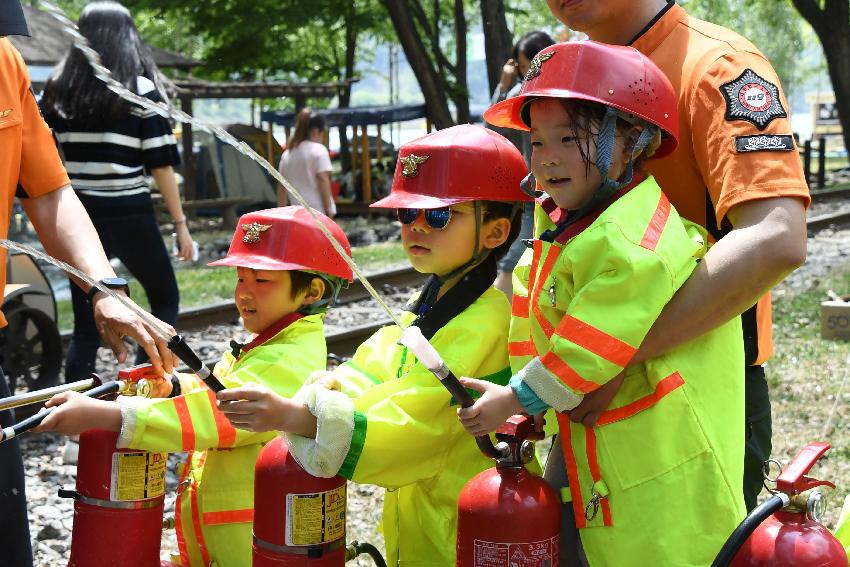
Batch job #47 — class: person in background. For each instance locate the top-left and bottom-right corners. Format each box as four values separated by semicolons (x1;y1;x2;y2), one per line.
0;2;177;564
489;30;555;297
277;108;335;217
39;1;193;382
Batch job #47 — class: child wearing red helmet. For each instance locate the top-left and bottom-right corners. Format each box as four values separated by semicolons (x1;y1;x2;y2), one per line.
458;42;746;566
217;125;532;565
37;206;353;567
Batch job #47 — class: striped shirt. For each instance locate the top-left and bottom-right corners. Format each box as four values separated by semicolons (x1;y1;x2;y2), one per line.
44;76;180;200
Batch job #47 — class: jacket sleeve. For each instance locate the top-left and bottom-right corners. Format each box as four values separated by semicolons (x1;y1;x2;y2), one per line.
119;338;322;453
287;309;512;486
521;223;688;412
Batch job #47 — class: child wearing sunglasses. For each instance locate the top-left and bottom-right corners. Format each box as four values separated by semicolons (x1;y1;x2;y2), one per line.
457;42;746;566
217;124;532;566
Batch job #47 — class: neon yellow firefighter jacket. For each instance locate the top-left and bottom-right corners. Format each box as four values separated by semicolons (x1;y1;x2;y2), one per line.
510;175;746;567
118;314;326;567
286;287;514;566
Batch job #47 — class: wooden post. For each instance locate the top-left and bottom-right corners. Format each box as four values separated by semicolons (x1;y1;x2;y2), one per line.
284;127;291;148
361;125;372;203
426;118;433;133
351;125;359;174
817;137;826;189
178;94;196;204
266;121;274;164
323;128;330;148
376;124;383;163
803;139;812;186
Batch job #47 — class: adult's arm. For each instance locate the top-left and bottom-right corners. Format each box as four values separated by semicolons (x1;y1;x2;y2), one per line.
20;185;176;373
568;196;807;425
316;171;335;217
150;165;192;261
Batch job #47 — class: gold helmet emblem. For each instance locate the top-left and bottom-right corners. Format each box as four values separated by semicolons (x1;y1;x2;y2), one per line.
524;51;554;81
241;222;272;244
400;154;430;178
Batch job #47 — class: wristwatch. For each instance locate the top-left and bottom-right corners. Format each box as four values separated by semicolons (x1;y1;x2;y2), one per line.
86;277;130;303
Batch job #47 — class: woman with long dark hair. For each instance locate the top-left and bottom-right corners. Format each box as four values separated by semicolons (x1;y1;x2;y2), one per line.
277;107;335;216
40;1;192;380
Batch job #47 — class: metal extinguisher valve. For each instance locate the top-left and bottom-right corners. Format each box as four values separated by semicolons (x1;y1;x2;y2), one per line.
493;414;542;469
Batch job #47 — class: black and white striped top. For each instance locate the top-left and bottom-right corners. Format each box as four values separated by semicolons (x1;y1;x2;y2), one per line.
45;76;180;202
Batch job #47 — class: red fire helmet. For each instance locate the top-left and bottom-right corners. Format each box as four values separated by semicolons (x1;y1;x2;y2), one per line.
371;124;532;209
484;41;679;159
208;206;353;282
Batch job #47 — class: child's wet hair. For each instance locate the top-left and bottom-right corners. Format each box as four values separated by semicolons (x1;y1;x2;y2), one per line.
482;201;523;261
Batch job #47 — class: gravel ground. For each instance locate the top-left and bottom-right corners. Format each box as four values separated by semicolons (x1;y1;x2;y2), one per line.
17;217;850;567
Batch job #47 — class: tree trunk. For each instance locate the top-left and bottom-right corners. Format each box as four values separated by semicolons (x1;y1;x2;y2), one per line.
453;0;470;123
791;0;850;155
479;0;513;95
382;0;455;129
337;12;357;172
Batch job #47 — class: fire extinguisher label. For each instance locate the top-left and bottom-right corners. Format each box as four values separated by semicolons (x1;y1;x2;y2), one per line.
285;485;346;546
472;536;559;567
109;451;168;501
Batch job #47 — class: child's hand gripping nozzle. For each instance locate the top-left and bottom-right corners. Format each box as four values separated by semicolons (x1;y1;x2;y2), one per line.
0;363;161;443
712;442;847;567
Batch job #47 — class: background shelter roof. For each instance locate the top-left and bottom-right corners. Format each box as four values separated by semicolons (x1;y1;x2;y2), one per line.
173;78;355;100
261;103;427;127
9;4;202;70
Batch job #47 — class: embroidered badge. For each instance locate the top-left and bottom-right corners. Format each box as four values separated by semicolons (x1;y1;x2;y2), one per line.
734;134;794;153
400;154;429;177
241;222;272;244
720;69;786;130
525;51;554;81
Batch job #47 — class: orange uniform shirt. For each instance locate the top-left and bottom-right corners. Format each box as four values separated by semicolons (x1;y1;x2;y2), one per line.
0;39;70;323
632;3;810;364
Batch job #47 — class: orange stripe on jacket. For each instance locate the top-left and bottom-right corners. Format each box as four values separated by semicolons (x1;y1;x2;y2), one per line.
203;509;254;526
553;314;637;368
596;372;685;426
511;294;529;317
585;427;612;526
540;351;599;394
509;340;537;357
557;416;586;529
190;476;212;566
173;396;195;452
206;389;237;448
175;461;192;567
639;193;671;251
531;245;561;339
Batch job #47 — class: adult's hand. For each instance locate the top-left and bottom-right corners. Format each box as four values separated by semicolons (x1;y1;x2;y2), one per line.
568;372;624;427
91;293;176;375
499;58;519;93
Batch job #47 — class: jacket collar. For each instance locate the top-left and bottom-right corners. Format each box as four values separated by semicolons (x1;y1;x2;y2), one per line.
630;2;685;55
238;312;305;357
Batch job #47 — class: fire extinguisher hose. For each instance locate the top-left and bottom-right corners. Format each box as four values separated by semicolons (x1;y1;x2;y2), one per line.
0;379;122;443
710;493;789;567
167;334;226;392
346;541;388;567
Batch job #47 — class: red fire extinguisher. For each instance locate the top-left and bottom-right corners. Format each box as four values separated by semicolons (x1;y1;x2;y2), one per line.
252;436;347;566
456;414;561;567
713;442;848;567
59;364;168;567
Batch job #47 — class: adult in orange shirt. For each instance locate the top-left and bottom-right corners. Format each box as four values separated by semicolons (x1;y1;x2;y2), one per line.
1;3;177;564
539;0;809;561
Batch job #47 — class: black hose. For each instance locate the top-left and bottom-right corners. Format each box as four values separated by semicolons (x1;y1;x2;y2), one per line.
438;369;502;459
711;494;786;567
351;542;387;567
167;334;226;392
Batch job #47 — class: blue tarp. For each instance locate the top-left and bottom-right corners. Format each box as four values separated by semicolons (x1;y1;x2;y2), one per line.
261;104;427;128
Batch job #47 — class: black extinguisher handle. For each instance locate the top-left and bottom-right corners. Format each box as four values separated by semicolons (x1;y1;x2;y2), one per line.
0;380;121;444
398;326;502;459
167;334;226;393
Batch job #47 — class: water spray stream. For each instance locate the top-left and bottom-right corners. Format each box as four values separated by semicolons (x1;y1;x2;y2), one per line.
37;0;404;330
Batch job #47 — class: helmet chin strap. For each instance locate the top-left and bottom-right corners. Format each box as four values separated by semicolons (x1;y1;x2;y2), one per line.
297;272;348;315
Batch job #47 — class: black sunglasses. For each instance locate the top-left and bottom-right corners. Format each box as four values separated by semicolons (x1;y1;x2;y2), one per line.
397;207;453;230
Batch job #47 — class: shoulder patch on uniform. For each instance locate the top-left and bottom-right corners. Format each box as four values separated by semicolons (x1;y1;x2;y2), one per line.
720;69;786;130
734;134;795;153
